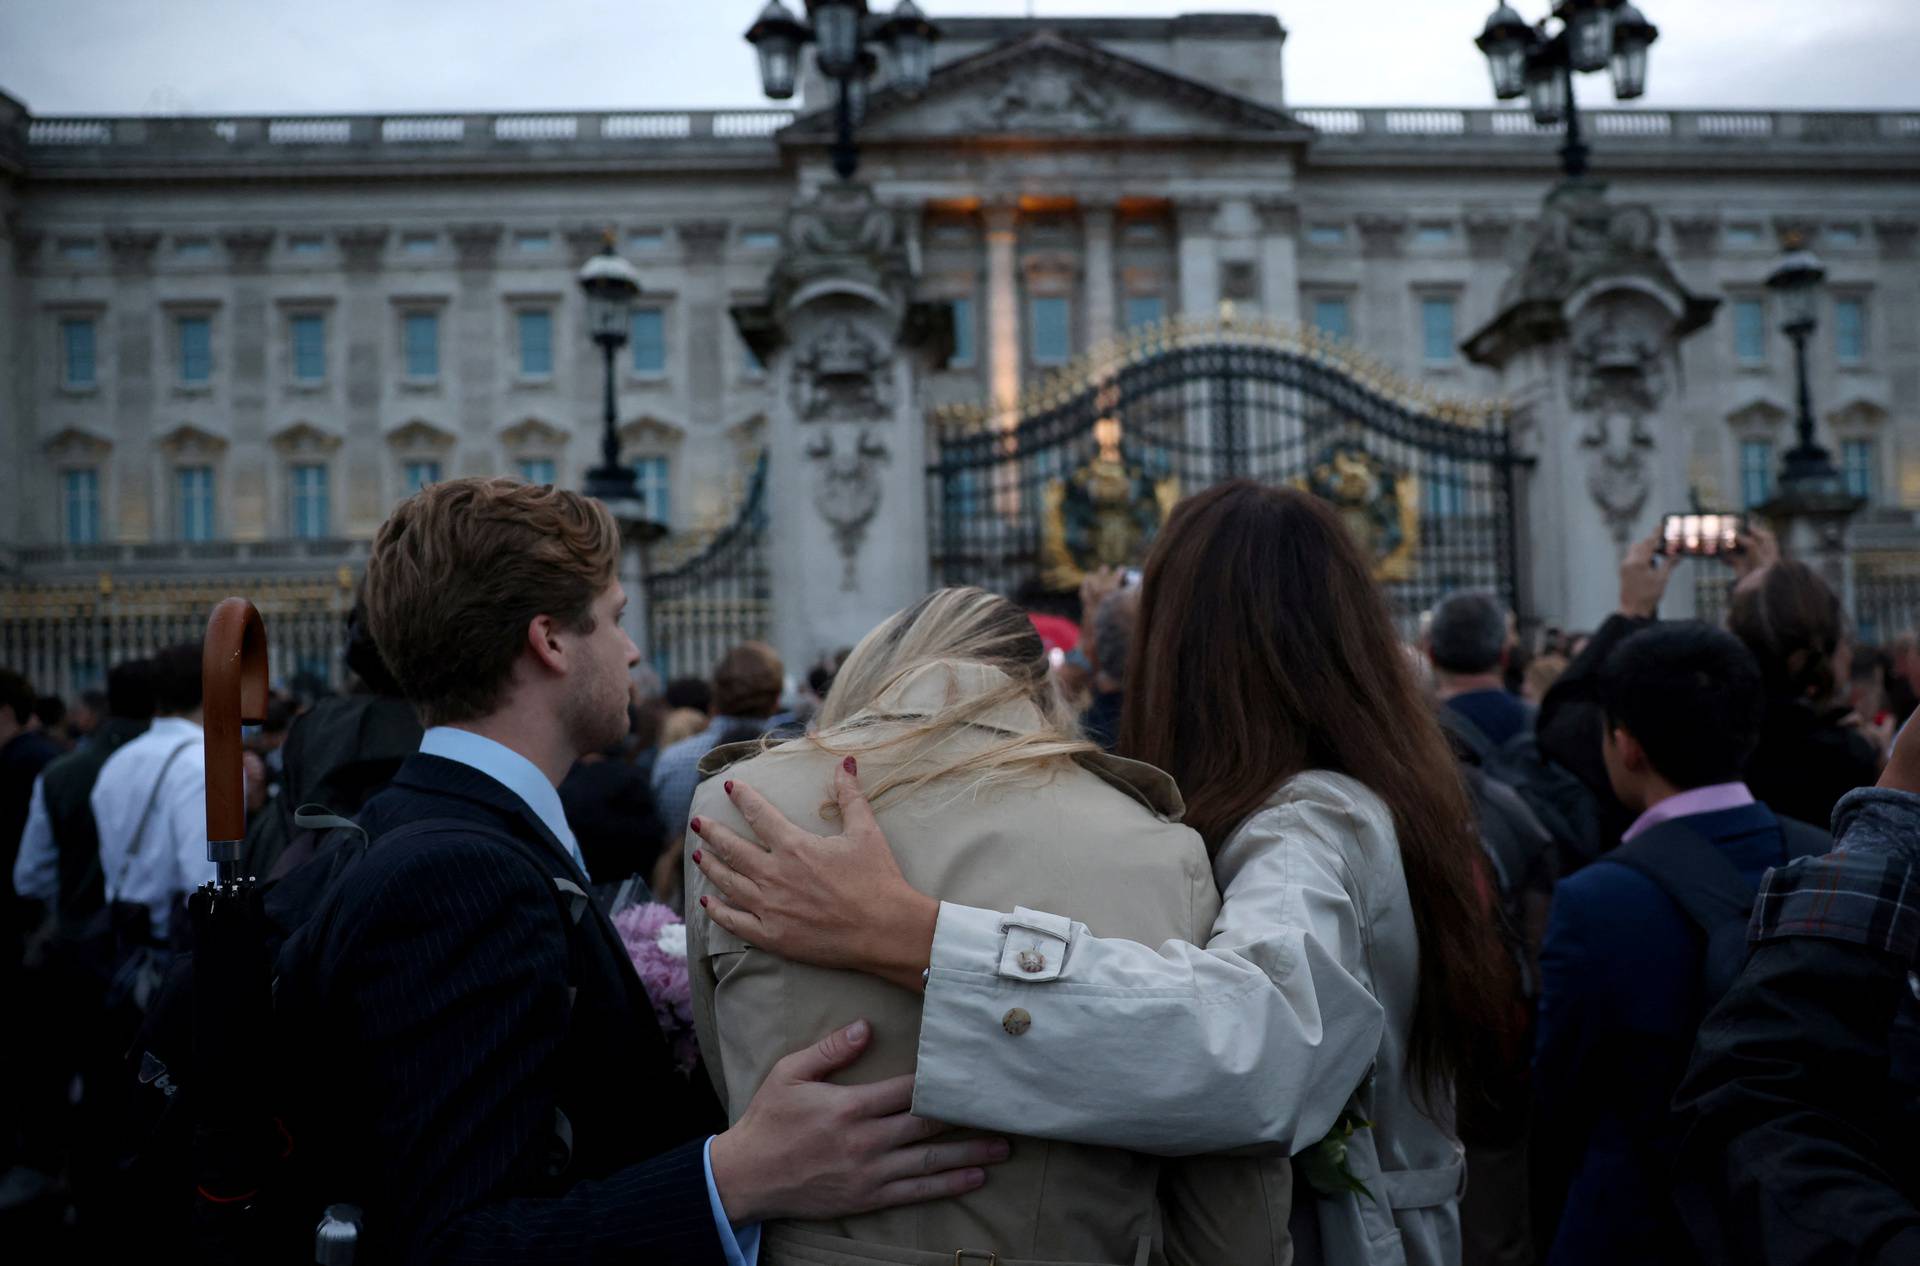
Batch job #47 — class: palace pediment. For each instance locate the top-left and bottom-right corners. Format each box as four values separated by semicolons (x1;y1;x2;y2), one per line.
785;32;1312;145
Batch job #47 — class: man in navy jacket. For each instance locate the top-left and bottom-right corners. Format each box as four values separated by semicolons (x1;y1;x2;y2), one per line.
311;477;1005;1264
1531;622;1829;1265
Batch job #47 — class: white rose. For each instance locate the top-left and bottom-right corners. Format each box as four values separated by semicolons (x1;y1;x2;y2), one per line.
655;922;689;960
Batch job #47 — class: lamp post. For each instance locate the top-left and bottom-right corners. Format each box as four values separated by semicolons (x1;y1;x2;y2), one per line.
746;0;939;181
577;237;645;507
1476;1;1659;178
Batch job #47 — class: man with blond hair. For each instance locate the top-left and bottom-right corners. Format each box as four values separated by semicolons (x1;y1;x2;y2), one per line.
298;478;1003;1264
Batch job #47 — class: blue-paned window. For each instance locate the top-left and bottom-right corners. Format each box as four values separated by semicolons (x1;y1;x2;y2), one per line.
948;297;976;367
1312;298;1351;339
1741;440;1775;509
291;463;330;538
1843;439;1877;502
1734;300;1767;364
636;456;671;525
1421;297;1456;363
177;465;216;541
404;460;441;494
631;309;667;375
178;316;212;384
1030;296;1070;365
518;310;553;377
1124;295;1165;330
1424;463;1467;518
518;458;556;486
403;312;439;379
61;318;97;387
63;469;100;545
291;314;326;382
1835;298;1867;364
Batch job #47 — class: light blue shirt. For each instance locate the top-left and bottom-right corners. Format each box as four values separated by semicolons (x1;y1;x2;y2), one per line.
420;726;758;1263
418;726;588;876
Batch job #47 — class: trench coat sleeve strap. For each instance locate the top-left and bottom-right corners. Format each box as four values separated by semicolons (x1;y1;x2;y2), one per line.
911;797;1385;1156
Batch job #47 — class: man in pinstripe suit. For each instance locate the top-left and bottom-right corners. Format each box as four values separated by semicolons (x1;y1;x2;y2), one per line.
299;477;1005;1265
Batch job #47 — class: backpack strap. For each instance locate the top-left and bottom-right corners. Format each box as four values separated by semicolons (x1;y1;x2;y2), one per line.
107;737;198;902
1607;818;1756;935
1437;706;1497;766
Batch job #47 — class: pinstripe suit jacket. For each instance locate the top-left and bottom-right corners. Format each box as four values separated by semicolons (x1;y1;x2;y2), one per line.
297;753;725;1265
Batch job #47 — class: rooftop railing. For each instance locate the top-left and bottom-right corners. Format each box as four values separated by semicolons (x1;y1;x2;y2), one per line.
1289;107;1920;144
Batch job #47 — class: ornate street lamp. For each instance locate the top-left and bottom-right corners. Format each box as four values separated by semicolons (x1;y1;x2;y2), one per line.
1476;0;1660;178
1765;235;1847;496
746;0;941;181
577;237;645;506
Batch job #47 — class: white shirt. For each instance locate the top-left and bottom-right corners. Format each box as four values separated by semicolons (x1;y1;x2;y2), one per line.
12;775;57;902
90;716;210;941
417;727;588;876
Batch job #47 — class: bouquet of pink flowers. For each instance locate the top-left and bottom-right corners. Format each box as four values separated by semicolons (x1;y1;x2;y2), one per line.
613;900;699;1075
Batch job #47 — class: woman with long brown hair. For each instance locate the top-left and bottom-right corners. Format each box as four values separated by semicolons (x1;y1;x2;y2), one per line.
690;481;1511;1266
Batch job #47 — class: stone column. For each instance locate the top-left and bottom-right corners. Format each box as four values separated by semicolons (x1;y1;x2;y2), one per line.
1175;200;1220;318
106;230;160;542
337;226;389;536
733;184;942;670
1465;181;1718;628
1081;202;1117;349
221;228;275;540
0;205;26;549
983;201;1020;416
1256;197;1301;324
447;223;502;477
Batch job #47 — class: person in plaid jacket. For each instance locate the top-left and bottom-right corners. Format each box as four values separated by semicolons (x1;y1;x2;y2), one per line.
1674;725;1920;1264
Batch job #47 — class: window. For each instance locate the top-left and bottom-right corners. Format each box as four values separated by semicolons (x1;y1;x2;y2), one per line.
930;222;973;247
1416;223;1454;245
404;460;441;494
1828;225;1863;247
290;463;330;538
174;238;213;259
1312;298;1351;339
1307;224;1347;246
1733;300;1767;364
177;466;216;541
1124;295;1164;330
947;297;976;367
628;229;666;253
1835;298;1867;364
291;314;326;382
178;316;212;384
740;230;781;250
1420;297;1457;363
517;310;553;377
63;469;100;545
1740;440;1775;509
630;309;667;375
401;233;437;255
1726;224;1763;246
403;312;440;379
1122;222;1163;245
513;231;552;253
1029;296;1070;365
1843;439;1878;502
61;317;97;388
1423;465;1467;518
288;235;326;255
518;458;556;486
58;238;99;261
636;456;671;524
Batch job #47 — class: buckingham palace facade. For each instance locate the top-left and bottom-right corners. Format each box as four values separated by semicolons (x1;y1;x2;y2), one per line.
3;11;1919;691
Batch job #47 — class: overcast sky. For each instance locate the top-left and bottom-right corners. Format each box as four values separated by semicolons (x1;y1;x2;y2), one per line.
3;0;1915;117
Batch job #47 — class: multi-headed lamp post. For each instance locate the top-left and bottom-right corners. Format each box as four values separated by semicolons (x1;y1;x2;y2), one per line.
1476;1;1659;178
577;238;645;507
1765;235;1849;499
746;0;940;180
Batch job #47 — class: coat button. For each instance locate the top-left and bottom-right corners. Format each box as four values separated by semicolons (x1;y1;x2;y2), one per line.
1016;949;1046;974
1001;1007;1031;1037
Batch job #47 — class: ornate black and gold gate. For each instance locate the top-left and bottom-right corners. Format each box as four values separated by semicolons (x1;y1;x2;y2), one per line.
926;314;1527;623
645;451;770;681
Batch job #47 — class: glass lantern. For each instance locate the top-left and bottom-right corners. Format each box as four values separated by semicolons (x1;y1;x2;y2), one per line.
577;247;642;349
1525;49;1568;126
1475;3;1535;101
746;0;808;100
810;0;863;77
1767;241;1827;335
1609;3;1658;100
879;0;937;96
1564;1;1616;74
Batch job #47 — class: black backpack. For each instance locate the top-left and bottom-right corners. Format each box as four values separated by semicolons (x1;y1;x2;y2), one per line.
1607;815;1832;1008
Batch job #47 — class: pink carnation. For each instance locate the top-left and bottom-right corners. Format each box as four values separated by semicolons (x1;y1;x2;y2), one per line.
613;901;700;1074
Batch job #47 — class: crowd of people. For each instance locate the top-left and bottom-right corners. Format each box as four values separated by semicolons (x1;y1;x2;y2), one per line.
1;472;1916;1265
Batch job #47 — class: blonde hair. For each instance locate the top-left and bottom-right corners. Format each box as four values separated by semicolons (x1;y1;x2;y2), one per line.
658;706;711;748
804;587;1097;812
365;477;620;726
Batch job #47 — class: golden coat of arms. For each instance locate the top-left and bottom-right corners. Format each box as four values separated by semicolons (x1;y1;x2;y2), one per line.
1040;418;1180;590
1299;441;1420;583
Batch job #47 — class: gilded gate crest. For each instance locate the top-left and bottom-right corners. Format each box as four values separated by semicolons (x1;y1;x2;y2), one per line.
1040;416;1180;589
1299;441;1420;583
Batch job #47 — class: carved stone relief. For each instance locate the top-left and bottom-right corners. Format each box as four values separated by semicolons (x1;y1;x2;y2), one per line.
807;428;890;591
792;317;893;422
1570;314;1671;543
969;68;1120;132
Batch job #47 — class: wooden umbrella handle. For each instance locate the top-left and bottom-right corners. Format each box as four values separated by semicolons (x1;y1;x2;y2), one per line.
203;597;269;860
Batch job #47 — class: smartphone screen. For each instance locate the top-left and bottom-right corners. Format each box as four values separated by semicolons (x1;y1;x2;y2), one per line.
1660;513;1744;557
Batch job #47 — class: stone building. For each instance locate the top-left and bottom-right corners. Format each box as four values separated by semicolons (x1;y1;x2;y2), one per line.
3;12;1918;692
